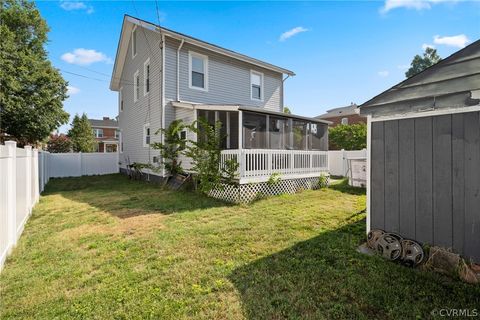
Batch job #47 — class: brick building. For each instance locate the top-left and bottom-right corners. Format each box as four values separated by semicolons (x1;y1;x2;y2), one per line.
316;103;366;127
88;117;119;153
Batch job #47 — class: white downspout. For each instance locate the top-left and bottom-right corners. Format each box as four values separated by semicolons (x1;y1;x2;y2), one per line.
281;74;291;112
161;33;166;177
177;39;185;102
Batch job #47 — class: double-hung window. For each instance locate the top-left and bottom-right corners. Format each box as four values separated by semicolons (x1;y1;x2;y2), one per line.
251;71;263;101
119;87;124;112
143;124;150;147
132;26;137;58
134;70;140;102
93;128;103;138
189;51;208;91
144;58;150;96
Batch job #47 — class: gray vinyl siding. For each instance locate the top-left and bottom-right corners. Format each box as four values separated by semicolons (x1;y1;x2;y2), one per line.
174;106;195;170
370;112;480;262
117;27;162;172
164;37;283;121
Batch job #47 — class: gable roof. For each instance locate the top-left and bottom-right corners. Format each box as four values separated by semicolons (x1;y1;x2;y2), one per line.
360;39;480;111
89;118;118;128
316;103;358;118
110;15;295;91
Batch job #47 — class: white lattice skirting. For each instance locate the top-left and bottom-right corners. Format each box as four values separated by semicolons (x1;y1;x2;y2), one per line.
209;175;330;204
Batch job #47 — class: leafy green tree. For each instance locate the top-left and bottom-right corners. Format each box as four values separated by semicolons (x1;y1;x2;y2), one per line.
0;0;69;146
329;123;367;150
283;106;292;114
185;117;238;193
68;114;96;152
150;119;186;176
47;133;72;153
405;47;441;78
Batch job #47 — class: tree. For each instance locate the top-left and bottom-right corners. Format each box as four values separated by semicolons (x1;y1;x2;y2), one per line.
68;114;96;152
0;0;69;146
185;118;238;193
150;119;186;176
329;123;367;150
405;47;441;78
47;133;71;153
283;107;292;114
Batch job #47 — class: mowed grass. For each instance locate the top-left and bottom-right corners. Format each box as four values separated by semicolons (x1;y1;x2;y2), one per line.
0;175;479;319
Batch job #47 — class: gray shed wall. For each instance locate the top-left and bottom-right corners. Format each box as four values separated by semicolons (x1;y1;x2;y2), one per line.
370;111;480;262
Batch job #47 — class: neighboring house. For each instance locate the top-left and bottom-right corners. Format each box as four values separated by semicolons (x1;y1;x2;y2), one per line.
88;117;119;153
110;15;329;201
360;39;480;262
316;103;365;126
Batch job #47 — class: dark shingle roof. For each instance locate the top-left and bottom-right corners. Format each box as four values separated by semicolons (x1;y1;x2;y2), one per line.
89;118;118;128
316;104;358;119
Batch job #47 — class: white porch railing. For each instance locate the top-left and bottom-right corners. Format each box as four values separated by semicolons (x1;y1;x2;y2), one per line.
220;149;328;183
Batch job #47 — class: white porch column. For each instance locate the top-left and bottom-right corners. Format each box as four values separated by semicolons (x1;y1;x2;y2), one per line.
238;111;243;150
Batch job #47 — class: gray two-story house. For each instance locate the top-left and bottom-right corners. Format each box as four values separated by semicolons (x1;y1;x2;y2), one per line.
110;15;329;201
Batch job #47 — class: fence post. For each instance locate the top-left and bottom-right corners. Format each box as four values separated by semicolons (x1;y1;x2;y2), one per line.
341;149;346;176
24;146;32;214
5;141;17;250
33;149;39;203
79;152;83;176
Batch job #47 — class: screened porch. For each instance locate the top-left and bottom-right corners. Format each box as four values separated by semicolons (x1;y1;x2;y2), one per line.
196;106;329;183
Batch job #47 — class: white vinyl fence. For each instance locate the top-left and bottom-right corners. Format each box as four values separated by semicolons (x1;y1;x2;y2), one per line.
328;149;367;177
0;142;39;271
1;142;119;271
39;151;119;181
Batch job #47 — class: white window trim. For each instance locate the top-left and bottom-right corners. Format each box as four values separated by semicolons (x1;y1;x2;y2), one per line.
131;26;137;59
341;117;348;125
94;128;103;138
250;70;264;102
188;51;208;92
143;58;150;96
119;87;123;112
143;123;150;148
134;70;139;102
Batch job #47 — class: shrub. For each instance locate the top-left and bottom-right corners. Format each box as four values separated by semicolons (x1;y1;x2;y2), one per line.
329;123;366;150
47;134;71;153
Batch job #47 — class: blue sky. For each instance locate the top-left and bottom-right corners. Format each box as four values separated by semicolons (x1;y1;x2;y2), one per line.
36;1;480;132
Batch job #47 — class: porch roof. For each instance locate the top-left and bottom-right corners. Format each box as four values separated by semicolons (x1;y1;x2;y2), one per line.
171;101;332;125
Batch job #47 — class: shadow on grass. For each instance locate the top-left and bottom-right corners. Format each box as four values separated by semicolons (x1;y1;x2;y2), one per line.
43;174;230;217
329;178;366;196
229;219;480;319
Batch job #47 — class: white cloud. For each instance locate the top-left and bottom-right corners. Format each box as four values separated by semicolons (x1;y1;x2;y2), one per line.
380;0;457;13
279;27;309;42
67;85;80;95
60;1;94;14
422;43;435;50
397;64;410;70
61;48;112;66
378;70;390;77
433;34;470;48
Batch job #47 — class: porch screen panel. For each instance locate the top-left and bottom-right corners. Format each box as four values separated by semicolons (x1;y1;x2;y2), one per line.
243;112;267;149
229;112;239;149
292;120;307;150
269;116;288;149
218;111;228;149
310;122;328;150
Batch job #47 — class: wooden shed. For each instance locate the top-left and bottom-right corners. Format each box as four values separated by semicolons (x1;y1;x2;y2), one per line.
359;40;480;262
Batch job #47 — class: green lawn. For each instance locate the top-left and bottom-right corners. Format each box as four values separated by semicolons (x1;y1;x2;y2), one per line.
0;174;478;319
